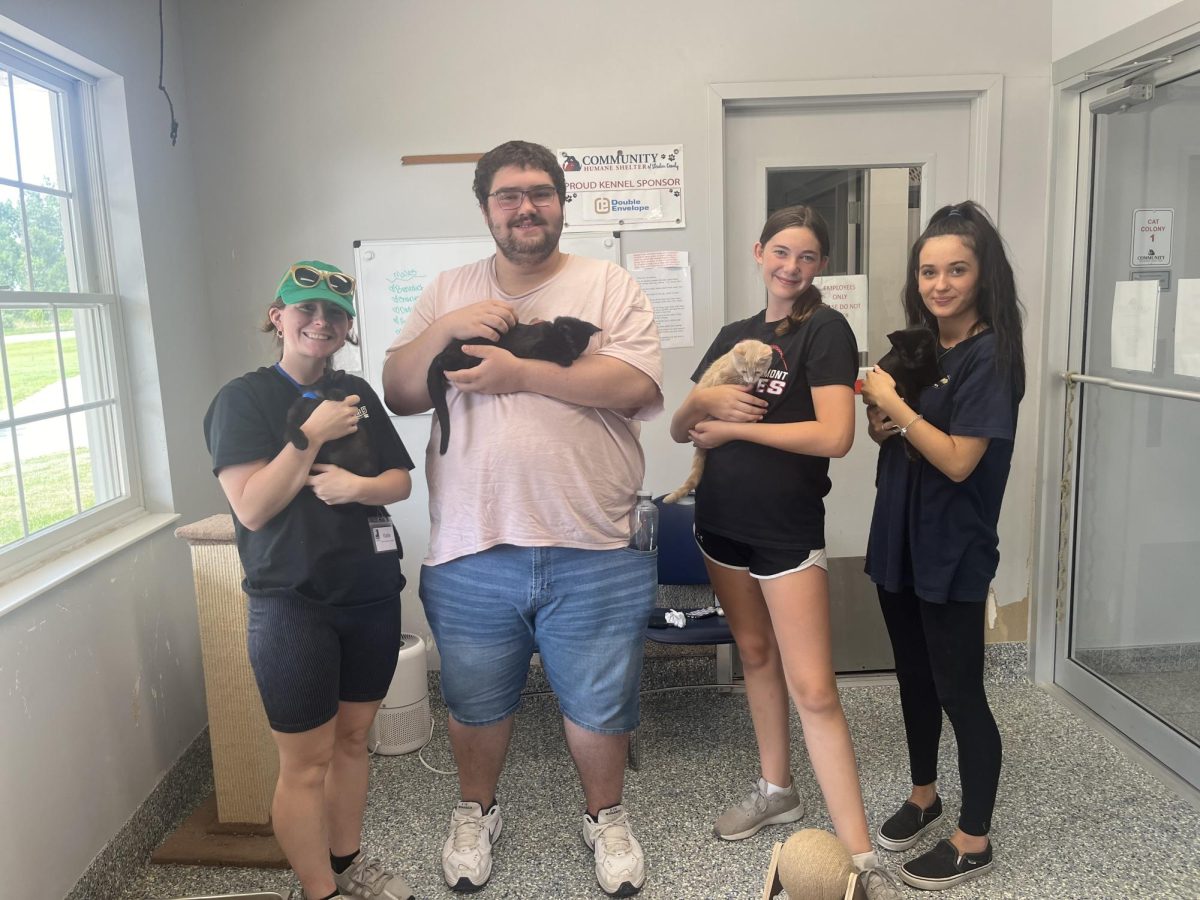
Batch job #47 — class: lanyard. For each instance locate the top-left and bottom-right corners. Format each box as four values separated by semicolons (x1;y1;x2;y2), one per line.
274;363;321;399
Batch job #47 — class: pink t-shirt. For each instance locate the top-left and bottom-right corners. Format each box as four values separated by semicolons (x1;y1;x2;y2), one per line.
389;254;664;565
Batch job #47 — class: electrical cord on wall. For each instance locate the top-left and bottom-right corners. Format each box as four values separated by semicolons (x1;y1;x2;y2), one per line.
157;0;179;145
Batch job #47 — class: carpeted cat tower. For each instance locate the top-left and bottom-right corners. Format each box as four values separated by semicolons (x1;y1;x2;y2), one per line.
154;515;285;867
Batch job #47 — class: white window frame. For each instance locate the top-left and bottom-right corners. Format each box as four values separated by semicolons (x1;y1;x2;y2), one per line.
0;37;145;581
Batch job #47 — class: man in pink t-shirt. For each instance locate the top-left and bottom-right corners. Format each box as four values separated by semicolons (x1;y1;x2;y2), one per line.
383;140;663;897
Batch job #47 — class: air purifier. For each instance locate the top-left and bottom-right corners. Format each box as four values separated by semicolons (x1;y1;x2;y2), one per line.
367;632;431;755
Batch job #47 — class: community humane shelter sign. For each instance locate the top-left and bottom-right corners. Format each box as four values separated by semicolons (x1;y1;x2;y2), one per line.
557;144;685;231
1131;208;1173;267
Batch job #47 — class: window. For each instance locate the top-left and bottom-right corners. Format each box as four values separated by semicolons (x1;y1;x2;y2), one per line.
0;42;137;571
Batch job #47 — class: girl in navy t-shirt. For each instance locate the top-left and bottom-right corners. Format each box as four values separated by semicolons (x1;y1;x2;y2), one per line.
861;202;1025;892
671;207;903;899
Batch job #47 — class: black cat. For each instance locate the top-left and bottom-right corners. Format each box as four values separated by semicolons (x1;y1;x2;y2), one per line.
876;327;942;461
284;370;380;477
428;316;601;455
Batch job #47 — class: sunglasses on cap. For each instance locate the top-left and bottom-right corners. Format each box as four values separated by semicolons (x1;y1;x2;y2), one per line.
286;264;356;296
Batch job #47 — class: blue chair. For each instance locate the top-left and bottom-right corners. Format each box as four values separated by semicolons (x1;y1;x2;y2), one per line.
646;494;736;667
630;494;738;769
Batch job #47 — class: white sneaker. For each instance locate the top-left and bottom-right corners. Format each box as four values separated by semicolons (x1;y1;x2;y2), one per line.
332;852;413;900
582;804;646;897
441;800;503;892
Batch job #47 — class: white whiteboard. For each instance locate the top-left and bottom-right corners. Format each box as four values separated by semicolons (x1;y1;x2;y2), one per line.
338;233;621;407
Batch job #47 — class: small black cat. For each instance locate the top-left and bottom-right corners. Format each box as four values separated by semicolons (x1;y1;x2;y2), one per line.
876;327;942;461
284;370;380;477
428;316;601;455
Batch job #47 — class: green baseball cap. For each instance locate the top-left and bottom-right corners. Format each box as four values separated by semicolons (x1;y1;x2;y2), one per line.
276;260;357;318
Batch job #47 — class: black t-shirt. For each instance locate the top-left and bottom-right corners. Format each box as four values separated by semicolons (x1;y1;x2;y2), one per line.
691;306;858;550
865;330;1022;603
203;367;415;606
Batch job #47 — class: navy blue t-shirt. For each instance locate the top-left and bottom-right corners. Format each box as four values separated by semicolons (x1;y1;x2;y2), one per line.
204;367;414;607
865;330;1022;602
691;306;858;550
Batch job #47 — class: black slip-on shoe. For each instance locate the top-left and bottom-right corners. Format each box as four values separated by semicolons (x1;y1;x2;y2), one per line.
899;837;992;891
876;795;943;851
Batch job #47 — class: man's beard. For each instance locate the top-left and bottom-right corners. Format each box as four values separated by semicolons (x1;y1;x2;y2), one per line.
489;211;562;265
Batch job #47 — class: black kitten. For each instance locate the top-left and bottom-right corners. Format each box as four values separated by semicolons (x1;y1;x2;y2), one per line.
428;316;601;455
876;327;942;461
284;370;380;477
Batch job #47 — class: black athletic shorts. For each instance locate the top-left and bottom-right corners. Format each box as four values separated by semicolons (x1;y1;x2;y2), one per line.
694;528;827;580
246;591;402;733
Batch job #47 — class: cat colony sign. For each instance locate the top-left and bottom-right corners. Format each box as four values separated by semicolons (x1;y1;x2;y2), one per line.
1131;208;1173;267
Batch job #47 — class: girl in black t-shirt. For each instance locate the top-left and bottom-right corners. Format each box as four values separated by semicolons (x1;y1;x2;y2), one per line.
671;207;903;899
861;202;1025;892
204;260;416;900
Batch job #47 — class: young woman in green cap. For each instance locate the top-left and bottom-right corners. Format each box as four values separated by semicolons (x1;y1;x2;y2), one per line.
204;260;416;900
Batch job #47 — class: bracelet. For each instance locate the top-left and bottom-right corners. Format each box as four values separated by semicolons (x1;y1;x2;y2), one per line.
898;413;923;437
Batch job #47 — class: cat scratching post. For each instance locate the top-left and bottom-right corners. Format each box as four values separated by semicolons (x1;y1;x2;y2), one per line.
156;516;285;867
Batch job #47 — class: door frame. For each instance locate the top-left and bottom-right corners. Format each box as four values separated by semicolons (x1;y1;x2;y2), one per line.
1034;20;1200;689
1033;16;1200;792
706;75;1004;333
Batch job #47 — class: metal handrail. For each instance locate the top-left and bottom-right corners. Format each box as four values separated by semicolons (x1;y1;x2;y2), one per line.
1062;371;1200;403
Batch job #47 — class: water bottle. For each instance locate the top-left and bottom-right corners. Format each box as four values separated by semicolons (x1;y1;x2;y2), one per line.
629;490;658;551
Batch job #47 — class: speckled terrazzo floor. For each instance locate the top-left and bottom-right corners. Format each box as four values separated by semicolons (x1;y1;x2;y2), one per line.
112;676;1200;900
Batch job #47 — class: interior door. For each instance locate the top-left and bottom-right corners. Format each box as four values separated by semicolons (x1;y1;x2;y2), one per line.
725;98;975;672
1056;45;1200;790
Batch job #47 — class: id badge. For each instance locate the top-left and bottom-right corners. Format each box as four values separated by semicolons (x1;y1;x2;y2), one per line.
368;515;398;553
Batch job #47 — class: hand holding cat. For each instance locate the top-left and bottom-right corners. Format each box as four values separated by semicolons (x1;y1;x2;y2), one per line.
700;384;767;423
445;344;525;395
866;403;898;444
861;366;901;414
442;300;518;342
300;395;362;446
688;419;740;450
305;463;362;505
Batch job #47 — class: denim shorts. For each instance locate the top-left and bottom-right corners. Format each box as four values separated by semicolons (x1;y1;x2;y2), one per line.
419;544;658;733
695;528;827;580
246;591;402;733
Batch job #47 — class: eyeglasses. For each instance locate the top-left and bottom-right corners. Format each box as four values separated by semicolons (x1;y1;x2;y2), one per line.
487;186;559;211
287;264;355;296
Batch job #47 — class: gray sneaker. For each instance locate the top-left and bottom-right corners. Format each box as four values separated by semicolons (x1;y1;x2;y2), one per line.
332;853;414;900
713;780;804;841
850;866;907;900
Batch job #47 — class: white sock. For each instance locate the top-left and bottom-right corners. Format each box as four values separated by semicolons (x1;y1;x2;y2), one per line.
852;850;879;872
758;776;792;796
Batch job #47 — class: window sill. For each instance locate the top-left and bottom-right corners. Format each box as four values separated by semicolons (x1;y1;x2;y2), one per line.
0;511;181;619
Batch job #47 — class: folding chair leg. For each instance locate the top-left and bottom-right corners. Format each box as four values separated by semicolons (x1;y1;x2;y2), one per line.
716;642;735;686
627;728;640;771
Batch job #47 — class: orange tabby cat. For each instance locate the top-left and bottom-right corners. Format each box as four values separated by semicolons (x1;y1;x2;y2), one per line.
664;339;775;504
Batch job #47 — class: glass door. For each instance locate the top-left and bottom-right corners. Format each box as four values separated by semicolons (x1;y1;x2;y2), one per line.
1057;45;1200;789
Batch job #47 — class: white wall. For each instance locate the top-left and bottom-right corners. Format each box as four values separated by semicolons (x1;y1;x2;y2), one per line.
1052;0;1188;60
177;0;1052;652
0;2;221;897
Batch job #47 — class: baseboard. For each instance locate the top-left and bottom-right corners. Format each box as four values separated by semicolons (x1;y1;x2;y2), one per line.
66;728;214;900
